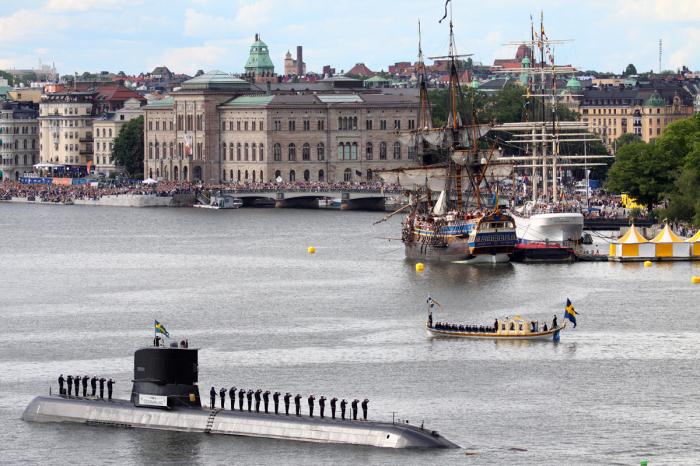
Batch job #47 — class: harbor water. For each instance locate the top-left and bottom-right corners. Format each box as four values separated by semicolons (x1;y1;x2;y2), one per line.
1;204;699;465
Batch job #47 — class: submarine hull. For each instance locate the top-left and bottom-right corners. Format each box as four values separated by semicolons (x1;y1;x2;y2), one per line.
22;396;459;449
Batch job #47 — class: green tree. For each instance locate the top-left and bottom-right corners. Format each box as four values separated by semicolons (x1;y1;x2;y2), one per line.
622;63;637;76
0;70;13;86
112;116;144;178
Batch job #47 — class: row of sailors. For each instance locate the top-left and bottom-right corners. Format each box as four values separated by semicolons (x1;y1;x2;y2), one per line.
431;322;498;333
57;375;114;399
209;387;369;421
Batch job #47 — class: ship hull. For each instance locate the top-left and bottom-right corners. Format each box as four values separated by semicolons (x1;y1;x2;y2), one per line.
512;212;584;243
23;396;458;449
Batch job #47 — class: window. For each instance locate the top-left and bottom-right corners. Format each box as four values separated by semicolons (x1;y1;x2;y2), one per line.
302;143;310;161
366;142;373;160
273;143;281;161
380;120;387;130
379;142;387;160
288;120;296;131
393;142;401;159
366;120;373;130
303;120;310;131
288;143;296;161
317;143;325;161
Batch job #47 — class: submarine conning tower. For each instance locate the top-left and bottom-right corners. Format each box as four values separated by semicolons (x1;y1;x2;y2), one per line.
131;346;201;409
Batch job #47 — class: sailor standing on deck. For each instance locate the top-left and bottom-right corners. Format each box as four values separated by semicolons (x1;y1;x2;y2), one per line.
246;389;253;411
273;392;280;414
99;377;106;398
74;375;81;396
351;399;359;420
58;374;65;395
107;379;114;400
254;389;262;412
82;375;89;397
330;397;338;418
319;396;326;418
229;387;236;410
263;390;270;413
90;376;97;397
238;388;245;410
308;394;315;417
340;399;347;420
284;393;291;415
294;394;302;416
219;387;226;409
361;399;369;420
66;375;73;396
209;387;216;409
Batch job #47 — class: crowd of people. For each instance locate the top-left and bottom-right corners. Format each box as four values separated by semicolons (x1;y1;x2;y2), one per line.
57;374;114;399
0;180;401;204
207;386;370;421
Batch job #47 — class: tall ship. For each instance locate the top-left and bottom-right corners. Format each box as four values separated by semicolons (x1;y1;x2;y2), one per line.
493;14;611;244
379;12;518;263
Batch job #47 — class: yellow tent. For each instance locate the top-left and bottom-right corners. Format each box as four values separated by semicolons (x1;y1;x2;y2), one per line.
650;223;688;258
686;230;700;257
610;224;655;259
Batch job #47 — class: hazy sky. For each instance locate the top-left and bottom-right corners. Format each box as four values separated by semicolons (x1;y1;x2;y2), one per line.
1;0;699;77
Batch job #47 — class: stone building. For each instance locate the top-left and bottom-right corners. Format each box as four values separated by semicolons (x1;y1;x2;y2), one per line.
0;101;39;180
578;86;694;146
93;98;144;175
143;71;419;183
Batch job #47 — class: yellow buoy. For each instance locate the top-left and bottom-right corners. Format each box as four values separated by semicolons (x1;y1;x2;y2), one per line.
691;276;700;284
415;262;425;272
643;260;652;268
307;246;316;254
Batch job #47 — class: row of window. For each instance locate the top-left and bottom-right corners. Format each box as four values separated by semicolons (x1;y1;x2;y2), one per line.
0;126;37;134
0;154;37;166
0;139;35;150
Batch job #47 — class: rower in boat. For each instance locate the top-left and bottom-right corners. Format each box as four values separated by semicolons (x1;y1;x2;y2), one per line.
425;297;579;342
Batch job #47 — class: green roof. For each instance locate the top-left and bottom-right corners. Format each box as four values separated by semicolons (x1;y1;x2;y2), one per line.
644;92;666;107
221;95;274;107
181;70;250;91
244;36;275;74
145;96;174;108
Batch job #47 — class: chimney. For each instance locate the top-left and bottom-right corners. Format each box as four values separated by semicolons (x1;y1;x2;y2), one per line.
296;46;303;76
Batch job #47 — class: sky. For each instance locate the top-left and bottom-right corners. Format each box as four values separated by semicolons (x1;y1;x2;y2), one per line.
1;0;700;77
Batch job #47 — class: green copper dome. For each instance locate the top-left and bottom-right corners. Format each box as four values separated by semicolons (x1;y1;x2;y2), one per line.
644;92;666;107
565;77;582;91
244;34;275;75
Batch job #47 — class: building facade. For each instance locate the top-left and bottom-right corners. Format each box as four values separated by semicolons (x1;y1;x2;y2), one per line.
578;86;694;146
143;71;419;183
93;98;144;175
0;101;39;180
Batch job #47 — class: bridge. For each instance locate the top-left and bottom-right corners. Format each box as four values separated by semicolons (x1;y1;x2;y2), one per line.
210;187;404;210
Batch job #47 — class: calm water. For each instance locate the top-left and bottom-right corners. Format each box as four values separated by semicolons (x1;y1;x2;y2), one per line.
0;203;699;465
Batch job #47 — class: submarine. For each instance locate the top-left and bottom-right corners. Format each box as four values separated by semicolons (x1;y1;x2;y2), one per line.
22;341;458;449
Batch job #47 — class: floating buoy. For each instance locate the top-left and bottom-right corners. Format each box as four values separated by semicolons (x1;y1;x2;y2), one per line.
691;276;700;284
643;260;653;268
307;246;316;254
415;262;425;272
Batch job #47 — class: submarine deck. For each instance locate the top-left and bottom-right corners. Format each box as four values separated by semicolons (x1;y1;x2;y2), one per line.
22;395;458;449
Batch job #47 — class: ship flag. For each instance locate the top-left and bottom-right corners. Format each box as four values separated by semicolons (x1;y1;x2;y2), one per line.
564;299;577;328
155;320;170;338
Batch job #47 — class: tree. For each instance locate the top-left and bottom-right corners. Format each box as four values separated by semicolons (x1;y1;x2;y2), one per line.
622;63;637;76
112;116;144;178
0;70;13;86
